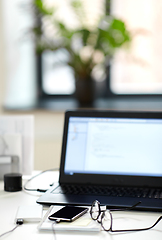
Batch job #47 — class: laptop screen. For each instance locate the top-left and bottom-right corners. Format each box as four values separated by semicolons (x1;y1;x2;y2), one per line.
64;116;162;177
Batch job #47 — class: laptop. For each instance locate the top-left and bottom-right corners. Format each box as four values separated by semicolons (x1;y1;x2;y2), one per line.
37;110;162;211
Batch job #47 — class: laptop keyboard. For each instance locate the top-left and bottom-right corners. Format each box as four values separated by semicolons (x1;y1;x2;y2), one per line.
52;184;162;199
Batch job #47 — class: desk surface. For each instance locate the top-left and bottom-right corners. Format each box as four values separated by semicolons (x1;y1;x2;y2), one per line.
0;171;162;240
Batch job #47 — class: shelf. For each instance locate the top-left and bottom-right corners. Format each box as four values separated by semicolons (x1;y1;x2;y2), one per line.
4;96;162;112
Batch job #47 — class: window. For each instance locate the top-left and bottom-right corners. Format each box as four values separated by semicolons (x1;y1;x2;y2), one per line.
38;0;106;97
39;0;162;98
111;0;162;94
2;0;162;111
42;50;75;95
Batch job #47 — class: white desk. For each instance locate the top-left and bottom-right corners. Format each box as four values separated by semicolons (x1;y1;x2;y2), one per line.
0;171;162;240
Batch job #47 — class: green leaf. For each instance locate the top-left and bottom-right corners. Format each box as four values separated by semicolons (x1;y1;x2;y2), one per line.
71;0;82;9
34;0;53;16
81;29;90;45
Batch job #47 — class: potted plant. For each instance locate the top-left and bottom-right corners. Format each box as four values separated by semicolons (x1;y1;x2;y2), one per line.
31;0;131;106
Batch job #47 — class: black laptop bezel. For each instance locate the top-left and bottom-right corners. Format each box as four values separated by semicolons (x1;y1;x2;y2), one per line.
59;110;162;188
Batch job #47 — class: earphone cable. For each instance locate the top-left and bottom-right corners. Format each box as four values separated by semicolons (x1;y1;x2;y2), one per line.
23;168;59;192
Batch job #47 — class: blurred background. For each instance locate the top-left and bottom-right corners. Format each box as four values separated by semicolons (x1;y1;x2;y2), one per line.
0;0;162;172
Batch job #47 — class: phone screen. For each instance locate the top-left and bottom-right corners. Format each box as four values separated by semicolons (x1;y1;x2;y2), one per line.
48;206;88;222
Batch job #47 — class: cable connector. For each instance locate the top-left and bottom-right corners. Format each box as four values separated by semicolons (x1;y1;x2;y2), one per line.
16;219;24;225
37;188;47;192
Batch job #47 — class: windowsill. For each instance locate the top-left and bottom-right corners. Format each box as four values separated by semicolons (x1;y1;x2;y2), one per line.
3;95;162;112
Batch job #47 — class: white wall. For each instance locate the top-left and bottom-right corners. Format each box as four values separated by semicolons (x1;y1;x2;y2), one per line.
0;1;64;171
0;0;5;113
0;108;64;171
33;111;64;170
1;0;37;109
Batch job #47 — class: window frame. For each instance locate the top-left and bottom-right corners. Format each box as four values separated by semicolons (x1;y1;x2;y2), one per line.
36;0;162;103
37;52;162;101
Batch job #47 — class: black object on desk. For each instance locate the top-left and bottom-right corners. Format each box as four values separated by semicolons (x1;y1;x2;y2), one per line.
4;173;22;192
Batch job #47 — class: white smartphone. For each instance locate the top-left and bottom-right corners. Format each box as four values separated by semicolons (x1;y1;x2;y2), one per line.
48;206;88;222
